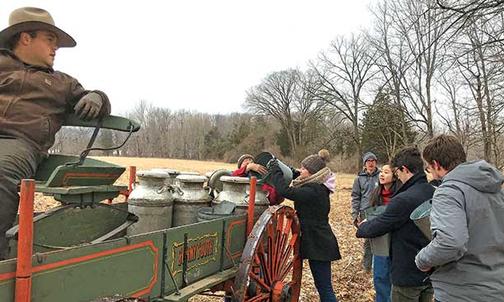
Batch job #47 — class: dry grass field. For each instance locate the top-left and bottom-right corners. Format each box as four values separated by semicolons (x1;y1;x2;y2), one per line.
39;156;375;302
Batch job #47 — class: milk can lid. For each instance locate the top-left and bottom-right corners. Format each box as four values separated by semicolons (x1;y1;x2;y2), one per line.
176;174;207;182
150;168;180;176
137;170;169;179
219;176;250;184
178;171;200;176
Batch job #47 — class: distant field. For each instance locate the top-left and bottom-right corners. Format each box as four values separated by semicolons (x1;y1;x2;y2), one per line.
92;156;237;175
37;156;373;302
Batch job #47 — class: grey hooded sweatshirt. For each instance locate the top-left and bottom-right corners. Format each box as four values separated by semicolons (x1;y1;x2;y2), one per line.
415;160;504;302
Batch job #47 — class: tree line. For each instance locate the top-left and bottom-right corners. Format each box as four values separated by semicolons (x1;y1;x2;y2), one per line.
52;0;504;171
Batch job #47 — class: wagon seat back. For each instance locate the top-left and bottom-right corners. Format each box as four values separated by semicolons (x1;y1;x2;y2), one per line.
33;114;140;206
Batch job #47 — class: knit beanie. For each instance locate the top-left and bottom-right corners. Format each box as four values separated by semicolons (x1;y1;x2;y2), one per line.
237;154;254;168
301;149;331;174
362;152;377;165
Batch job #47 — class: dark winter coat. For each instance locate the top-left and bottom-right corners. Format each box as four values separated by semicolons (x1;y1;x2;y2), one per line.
269;166;341;261
0;49;110;152
356;172;434;287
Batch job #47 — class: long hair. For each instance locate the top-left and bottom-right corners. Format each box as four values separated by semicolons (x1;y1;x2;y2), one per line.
369;176;401;207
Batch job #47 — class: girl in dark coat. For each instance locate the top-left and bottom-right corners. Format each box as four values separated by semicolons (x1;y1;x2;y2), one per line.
268;149;341;302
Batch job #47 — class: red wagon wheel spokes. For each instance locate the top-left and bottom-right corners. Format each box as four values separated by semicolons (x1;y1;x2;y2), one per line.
247;293;270;302
233;205;302;302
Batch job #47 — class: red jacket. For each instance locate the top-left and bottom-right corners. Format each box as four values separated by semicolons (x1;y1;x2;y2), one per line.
231;166;283;205
381;187;393;205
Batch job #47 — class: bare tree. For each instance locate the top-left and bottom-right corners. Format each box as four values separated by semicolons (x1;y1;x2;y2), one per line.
368;1;412;143
436;68;480;152
310;33;378;167
453;17;504;165
436;0;504;47
370;0;450;138
245;69;326;157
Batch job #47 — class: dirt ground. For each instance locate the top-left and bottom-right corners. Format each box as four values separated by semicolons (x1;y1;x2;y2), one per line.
37;156;374;302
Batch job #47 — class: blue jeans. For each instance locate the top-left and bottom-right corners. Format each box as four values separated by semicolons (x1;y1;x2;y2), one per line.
309;260;338;302
373;255;391;302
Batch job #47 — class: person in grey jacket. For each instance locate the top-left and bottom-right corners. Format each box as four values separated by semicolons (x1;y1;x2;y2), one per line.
416;134;504;302
351;151;380;271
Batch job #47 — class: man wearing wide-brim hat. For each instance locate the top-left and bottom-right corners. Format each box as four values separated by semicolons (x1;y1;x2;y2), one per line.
0;7;111;259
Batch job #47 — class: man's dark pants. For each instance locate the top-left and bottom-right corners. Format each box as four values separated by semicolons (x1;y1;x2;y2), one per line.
0;138;41;259
391;284;433;302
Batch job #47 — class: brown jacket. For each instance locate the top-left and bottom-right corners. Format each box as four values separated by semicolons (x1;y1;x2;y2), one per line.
0;49;110;152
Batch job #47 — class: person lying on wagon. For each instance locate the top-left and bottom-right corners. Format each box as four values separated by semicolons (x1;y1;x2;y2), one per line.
231;153;288;205
0;7;111;259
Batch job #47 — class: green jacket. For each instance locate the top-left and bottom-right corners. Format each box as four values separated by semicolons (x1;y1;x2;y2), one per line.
0;49;110;152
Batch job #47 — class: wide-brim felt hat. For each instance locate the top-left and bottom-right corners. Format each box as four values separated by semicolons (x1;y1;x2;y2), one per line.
0;7;76;48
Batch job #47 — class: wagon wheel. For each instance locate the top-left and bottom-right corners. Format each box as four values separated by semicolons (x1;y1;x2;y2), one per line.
232;205;302;302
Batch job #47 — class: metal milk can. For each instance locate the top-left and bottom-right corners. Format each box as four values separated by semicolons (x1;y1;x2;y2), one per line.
172;175;211;226
150;168;180;185
127;170;174;235
213;176;269;220
174;171;201;186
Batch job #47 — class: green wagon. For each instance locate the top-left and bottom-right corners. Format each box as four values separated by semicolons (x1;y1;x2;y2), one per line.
0;115;302;302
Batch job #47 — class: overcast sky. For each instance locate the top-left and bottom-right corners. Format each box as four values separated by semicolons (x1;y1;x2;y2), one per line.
1;1;372;114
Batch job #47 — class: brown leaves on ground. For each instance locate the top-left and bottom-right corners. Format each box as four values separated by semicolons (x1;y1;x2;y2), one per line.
329;174;374;302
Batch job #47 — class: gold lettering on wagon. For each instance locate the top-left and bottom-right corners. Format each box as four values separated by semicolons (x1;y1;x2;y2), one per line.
170;233;219;276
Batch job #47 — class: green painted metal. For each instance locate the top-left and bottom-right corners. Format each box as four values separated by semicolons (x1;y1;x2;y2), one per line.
0;111;255;301
6;203;136;256
0;209;249;301
0;267;15;300
0;258;16;302
165;220;222;287
35;184;125;195
127;231;166;299
63;114;141;133
161;214;246;299
162;225;185;295
162;267;237;302
0;233;163;302
51;189;124;205
44;165;124;187
222;215;247;270
34;154;126;205
35;155;124;182
35;184;124;206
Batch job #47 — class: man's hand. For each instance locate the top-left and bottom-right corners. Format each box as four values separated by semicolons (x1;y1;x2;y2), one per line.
357;218;367;227
266;158;278;169
246;163;268;175
419;266;432;272
353;217;360;228
74;92;103;120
